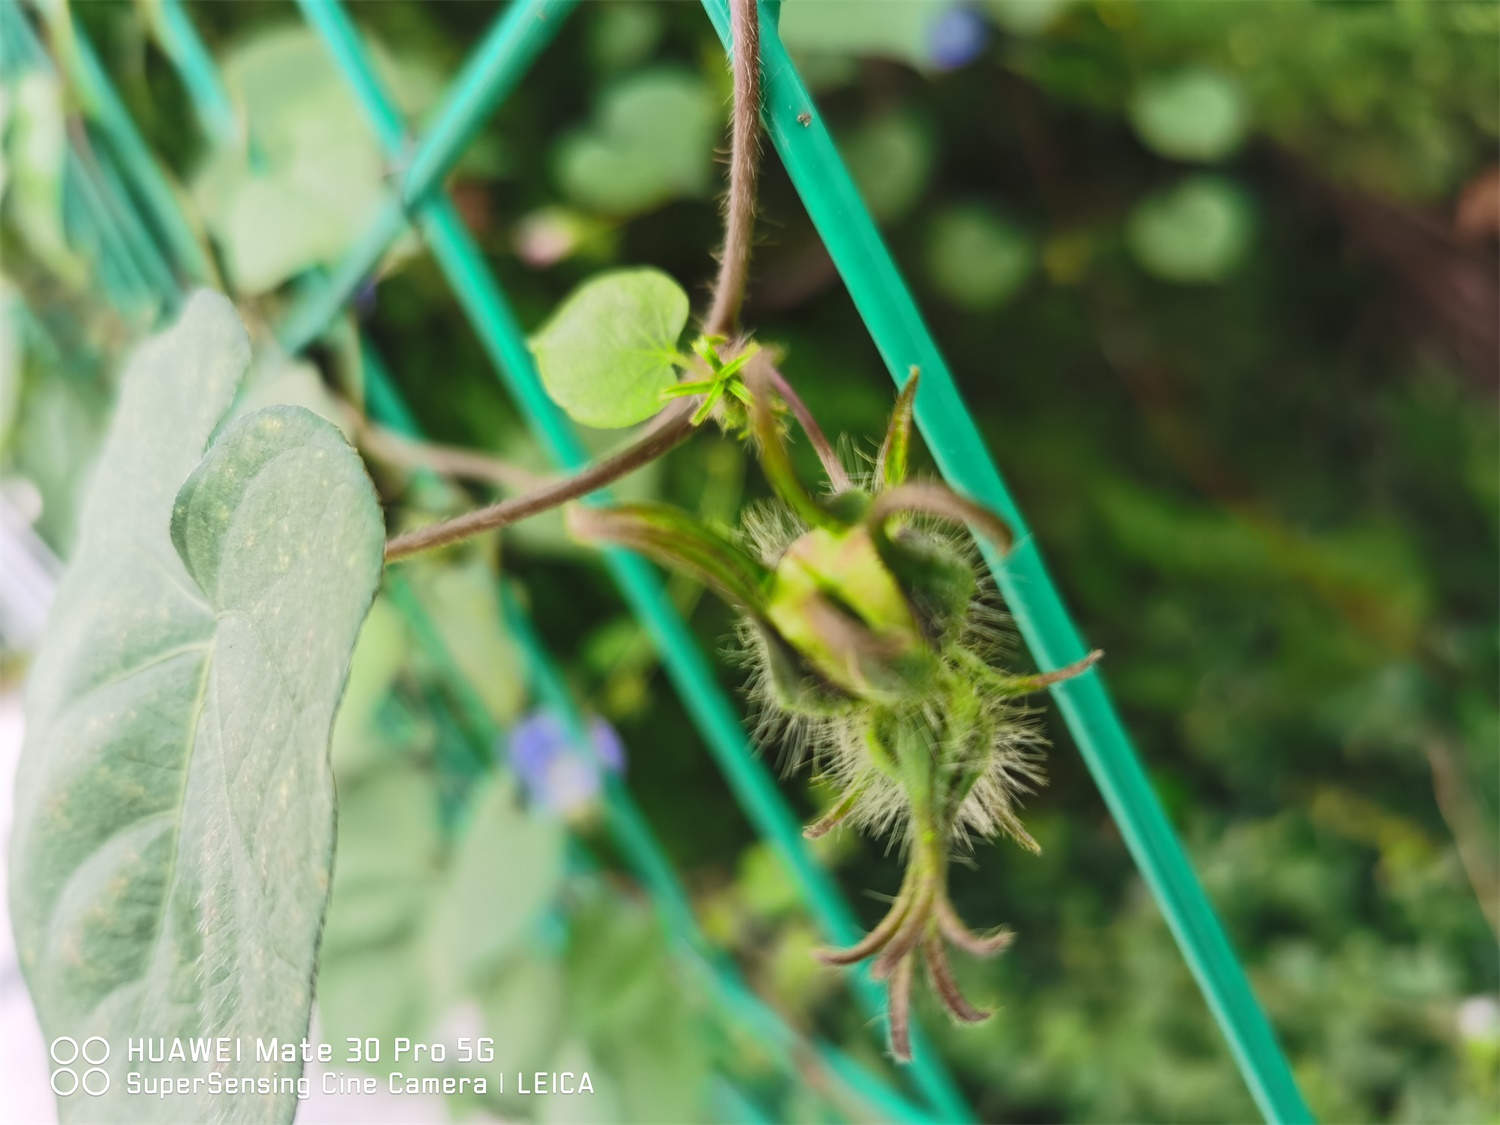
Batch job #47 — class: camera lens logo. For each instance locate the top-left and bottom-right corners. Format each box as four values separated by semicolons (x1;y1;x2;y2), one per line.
49;1037;110;1096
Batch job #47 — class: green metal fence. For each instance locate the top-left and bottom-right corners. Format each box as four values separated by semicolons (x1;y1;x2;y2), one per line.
2;1;1313;1121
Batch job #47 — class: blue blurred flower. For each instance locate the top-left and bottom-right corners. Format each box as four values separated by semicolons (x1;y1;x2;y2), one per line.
929;6;990;72
505;709;625;816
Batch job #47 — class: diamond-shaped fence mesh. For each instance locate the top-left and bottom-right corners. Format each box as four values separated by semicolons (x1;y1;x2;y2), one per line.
0;1;1312;1121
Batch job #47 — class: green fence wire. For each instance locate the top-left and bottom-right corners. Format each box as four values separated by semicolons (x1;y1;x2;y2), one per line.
6;0;1316;1121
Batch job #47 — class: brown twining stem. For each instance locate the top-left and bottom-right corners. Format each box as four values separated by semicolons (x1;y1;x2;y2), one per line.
700;12;842;492
384;400;697;561
702;0;762;338
356;417;544;491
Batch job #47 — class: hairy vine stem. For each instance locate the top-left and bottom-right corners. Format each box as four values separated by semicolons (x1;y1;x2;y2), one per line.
703;0;762;338
382;0;765;562
355;417;544;491
384;399;697;560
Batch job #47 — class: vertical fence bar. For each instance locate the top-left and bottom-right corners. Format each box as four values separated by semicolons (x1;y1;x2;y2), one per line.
698;3;1311;1122
294;1;971;1117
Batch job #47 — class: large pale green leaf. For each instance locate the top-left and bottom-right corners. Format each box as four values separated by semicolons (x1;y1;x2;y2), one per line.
530;268;688;429
8;291;385;1124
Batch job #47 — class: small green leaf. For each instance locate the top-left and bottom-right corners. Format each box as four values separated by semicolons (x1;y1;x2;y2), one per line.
1130;69;1249;163
9;291;385;1124
1127;174;1254;283
530;268;689;429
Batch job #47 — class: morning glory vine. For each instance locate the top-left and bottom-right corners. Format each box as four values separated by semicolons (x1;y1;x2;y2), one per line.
379;0;1099;1062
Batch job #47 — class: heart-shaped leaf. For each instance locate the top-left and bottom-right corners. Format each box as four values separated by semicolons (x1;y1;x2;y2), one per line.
530;268;688;429
9;291;385;1124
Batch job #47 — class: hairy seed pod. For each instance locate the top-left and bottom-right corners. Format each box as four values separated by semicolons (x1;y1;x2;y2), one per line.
572;371;1101;1061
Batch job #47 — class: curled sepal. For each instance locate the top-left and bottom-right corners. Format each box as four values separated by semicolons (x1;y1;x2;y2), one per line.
991;648;1104;697
924;933;990;1023
802;782;865;839
887;949;915;1062
868;480;1015;557
567;501;770;612
875;369;919;488
813;846;1008;1062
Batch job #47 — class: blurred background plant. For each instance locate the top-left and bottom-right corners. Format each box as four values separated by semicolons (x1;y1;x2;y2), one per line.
1;1;1496;1121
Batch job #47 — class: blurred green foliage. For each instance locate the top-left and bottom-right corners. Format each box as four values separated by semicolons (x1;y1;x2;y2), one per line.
2;0;1496;1121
